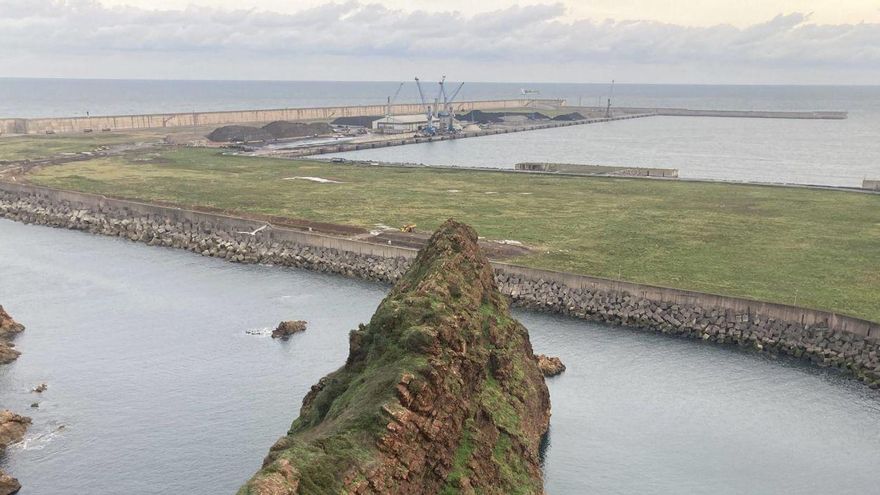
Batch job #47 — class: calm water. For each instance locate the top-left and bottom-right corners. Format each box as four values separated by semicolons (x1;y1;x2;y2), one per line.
325;114;880;187
1;219;879;494
1;79;878;187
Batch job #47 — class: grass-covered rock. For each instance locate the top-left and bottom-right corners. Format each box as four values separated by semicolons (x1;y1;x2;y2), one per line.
239;219;551;494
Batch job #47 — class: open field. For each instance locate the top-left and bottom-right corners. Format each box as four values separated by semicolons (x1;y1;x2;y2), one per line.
18;146;880;321
0;133;165;161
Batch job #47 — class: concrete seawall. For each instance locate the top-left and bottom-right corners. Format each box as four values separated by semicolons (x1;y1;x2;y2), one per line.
1;181;878;388
0;99;562;135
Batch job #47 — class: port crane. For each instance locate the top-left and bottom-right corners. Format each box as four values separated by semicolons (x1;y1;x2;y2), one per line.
414;77;436;135
437;76;465;133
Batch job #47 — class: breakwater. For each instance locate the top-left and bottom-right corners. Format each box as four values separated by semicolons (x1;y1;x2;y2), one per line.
1;181;877;389
594;107;848;120
0;99;562;135
277;113;655;158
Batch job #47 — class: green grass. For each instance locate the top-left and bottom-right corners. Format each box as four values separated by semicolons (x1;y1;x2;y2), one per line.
0;133;163;161
23;146;880;321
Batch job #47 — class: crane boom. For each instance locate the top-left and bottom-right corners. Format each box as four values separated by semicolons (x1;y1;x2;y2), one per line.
447;82;465;105
390;82;404;105
414;77;427;108
438;75;447;105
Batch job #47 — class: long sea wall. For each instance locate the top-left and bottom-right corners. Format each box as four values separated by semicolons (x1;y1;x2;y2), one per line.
0;99;562;135
584;107;848;120
1;181;878;388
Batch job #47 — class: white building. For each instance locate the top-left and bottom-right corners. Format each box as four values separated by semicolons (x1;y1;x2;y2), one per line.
372;114;428;134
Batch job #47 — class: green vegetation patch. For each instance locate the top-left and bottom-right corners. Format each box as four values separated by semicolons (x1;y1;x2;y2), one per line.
0;133;161;161
23;146;880;321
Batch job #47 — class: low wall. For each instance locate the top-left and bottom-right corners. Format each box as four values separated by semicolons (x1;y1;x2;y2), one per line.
515;162;678;178
0;99;563;135
578;106;848;120
1;181;877;388
864;180;880;191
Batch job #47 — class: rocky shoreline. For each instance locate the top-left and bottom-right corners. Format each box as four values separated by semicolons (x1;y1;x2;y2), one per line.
1;188;878;390
0;306;24;365
0;308;27;494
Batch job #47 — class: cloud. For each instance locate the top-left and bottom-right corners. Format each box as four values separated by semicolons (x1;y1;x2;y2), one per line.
0;0;878;80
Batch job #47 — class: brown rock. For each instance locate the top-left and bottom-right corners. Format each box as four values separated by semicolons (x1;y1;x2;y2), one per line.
271;320;307;340
0;470;21;495
239;220;551;495
0;410;31;450
32;383;47;394
536;355;566;377
0;343;20;365
0;306;24;339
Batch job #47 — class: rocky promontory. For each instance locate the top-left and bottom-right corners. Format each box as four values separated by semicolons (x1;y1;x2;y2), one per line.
0;410;30;450
0;470;21;495
0;410;38;493
0;306;24;364
0;306;24;337
239;220;551;494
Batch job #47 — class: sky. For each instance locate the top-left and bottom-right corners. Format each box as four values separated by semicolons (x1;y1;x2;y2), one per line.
1;0;879;84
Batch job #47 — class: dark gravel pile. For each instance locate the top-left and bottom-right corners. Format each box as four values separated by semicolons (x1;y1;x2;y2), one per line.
458;110;550;124
208;121;332;143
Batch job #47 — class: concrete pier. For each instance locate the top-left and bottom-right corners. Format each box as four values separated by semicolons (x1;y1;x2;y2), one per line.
273;113;656;158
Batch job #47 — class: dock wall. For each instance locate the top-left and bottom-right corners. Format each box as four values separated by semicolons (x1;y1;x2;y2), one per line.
0;99;562;135
1;181;877;388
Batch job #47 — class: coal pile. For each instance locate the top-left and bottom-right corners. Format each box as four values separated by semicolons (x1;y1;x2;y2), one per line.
207;121;332;143
331;116;381;127
207;125;273;143
262;121;331;139
552;112;586;121
458;110;550;124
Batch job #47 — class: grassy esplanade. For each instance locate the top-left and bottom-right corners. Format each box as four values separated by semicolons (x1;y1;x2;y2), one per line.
18;147;880;322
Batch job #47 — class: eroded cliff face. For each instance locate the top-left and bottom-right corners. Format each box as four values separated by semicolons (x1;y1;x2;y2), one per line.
239;220;551;495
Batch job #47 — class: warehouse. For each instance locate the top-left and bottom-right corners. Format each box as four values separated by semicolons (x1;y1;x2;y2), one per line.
371;114;428;134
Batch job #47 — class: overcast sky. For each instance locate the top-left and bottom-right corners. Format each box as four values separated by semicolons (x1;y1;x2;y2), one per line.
2;0;879;84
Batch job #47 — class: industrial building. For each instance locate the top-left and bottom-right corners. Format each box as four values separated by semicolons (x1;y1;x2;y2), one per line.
372;114;428;134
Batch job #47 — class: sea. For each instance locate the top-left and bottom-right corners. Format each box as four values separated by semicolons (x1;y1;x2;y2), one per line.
1;79;878;187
